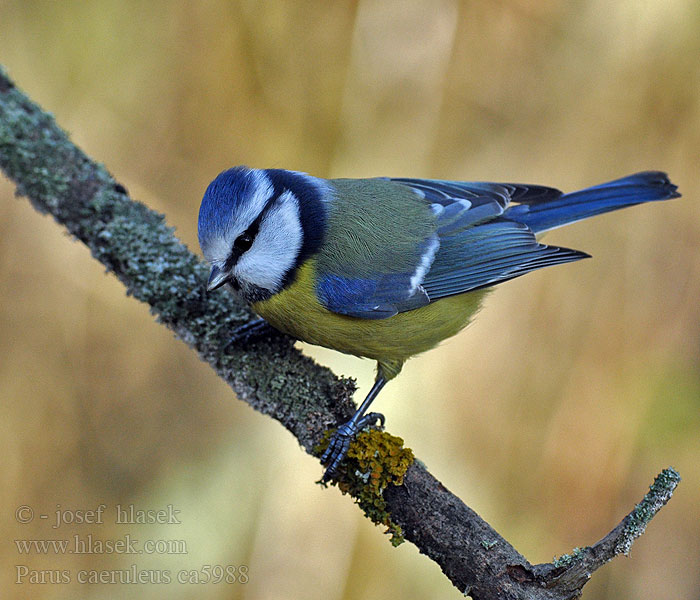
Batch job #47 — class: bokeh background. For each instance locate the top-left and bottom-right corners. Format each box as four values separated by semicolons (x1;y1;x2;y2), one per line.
1;1;699;599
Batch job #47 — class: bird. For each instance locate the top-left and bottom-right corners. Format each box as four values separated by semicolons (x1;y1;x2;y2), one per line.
197;167;680;479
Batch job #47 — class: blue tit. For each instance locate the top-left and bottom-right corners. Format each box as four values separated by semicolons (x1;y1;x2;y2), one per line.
197;168;679;478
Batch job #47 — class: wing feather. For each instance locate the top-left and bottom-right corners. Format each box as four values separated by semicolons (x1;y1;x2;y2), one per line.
315;177;585;319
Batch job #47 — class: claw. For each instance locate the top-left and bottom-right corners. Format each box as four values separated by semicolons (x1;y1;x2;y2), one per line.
223;317;272;349
321;412;385;480
320;376;389;480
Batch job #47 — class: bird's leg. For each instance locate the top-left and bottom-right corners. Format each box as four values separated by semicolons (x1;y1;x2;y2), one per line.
321;376;387;480
224;317;274;349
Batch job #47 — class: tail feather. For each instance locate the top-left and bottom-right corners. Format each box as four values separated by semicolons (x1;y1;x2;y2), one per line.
504;171;680;234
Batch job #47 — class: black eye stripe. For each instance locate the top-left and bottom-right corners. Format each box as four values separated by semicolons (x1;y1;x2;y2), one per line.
225;188;286;270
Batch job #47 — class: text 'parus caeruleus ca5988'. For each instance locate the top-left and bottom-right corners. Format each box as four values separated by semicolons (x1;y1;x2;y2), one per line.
197;168;679;479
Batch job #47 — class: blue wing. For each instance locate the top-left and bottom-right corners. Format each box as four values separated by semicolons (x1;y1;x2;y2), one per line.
316;178;585;318
389;177;562;211
316;232;438;319
388;179;587;302
316;173;677;319
317;271;433;319
315;178;440;319
422;220;587;300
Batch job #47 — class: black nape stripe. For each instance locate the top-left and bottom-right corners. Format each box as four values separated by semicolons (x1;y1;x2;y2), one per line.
264;169;328;289
264;169;327;261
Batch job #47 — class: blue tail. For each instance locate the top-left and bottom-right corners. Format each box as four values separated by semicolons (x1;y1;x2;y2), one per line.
504;171;680;234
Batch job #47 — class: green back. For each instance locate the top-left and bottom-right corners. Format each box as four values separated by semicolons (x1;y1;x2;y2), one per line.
318;178;435;277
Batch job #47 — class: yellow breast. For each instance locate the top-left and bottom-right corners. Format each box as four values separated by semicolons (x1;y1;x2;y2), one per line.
252;260;487;379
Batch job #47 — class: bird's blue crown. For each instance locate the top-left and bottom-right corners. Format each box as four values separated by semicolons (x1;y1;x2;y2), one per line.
198;166;328;269
198;166;262;247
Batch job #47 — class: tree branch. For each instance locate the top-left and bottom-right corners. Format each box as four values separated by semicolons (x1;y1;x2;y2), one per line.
0;66;681;599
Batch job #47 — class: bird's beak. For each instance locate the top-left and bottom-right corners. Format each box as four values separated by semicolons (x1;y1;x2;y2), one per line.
206;265;230;292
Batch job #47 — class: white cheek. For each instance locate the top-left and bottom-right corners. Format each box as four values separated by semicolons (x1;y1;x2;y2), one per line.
234;192;303;292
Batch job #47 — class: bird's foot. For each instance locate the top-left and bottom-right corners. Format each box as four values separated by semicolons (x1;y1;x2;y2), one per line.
224;317;273;349
321;412;385;481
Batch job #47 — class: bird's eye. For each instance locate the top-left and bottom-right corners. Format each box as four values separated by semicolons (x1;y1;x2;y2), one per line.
234;233;254;253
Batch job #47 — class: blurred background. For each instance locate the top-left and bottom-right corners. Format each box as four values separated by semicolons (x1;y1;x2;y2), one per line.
1;1;698;598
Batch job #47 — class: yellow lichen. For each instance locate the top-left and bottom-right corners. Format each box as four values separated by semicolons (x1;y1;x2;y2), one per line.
316;428;414;545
